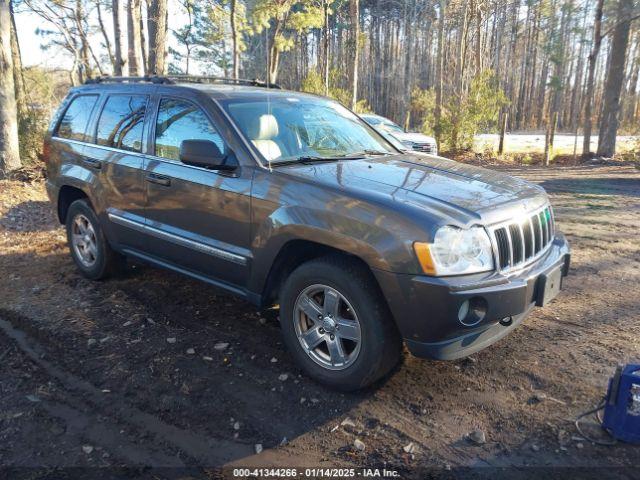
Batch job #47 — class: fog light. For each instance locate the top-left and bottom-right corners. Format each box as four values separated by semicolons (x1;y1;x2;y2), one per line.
458;301;470;322
458;297;488;327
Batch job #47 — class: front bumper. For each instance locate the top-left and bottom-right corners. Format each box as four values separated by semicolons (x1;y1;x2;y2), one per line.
374;233;571;360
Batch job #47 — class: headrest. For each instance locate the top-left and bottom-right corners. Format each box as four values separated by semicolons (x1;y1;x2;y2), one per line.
252;114;279;141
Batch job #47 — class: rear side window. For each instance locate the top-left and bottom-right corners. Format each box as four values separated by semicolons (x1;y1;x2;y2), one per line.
96;95;147;152
154;98;225;160
55;95;99;141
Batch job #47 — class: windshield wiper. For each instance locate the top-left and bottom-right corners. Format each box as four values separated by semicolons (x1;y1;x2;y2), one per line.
343;149;390;157
272;155;364;166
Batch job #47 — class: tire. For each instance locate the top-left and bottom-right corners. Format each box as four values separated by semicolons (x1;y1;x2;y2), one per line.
279;255;402;391
65;199;124;280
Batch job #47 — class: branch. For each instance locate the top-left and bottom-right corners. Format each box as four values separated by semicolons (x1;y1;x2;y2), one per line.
600;13;640;40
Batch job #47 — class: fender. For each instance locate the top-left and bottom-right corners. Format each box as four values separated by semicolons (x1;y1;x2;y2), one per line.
247;203;423;296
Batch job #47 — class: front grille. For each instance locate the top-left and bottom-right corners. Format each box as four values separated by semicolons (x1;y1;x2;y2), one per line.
412;142;436;154
492;205;555;272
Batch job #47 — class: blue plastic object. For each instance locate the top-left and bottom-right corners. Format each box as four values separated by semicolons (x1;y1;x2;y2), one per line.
602;364;640;444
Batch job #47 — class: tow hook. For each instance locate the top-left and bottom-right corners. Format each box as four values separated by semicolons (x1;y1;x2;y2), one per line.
499;316;513;327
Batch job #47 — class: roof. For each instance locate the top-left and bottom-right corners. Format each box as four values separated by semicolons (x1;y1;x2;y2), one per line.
72;76;325;102
175;83;323;101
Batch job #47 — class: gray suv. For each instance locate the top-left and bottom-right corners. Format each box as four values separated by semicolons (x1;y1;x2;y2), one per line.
44;76;570;390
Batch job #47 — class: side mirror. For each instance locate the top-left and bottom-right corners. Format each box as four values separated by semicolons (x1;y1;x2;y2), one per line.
179;140;236;171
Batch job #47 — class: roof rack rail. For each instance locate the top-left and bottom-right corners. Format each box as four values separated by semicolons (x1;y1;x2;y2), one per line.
167;75;282;89
84;76;174;85
84;75;281;89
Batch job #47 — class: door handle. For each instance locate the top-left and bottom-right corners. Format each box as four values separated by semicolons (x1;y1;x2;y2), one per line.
146;173;171;186
83;158;102;170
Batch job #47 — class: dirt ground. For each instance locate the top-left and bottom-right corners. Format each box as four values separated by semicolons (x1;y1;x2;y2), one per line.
0;164;639;479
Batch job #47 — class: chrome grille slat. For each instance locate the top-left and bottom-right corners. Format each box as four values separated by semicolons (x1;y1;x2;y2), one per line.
412;142;436;154
533;214;543;253
491;204;555;274
518;222;527;262
508;224;524;264
522;220;533;258
494;228;510;269
540;211;548;245
505;225;514;267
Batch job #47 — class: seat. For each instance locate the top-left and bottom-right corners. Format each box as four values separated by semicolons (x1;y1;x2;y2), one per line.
250;114;282;161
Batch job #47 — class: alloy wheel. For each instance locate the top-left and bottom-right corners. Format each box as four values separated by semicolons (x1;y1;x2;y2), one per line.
71;213;98;268
293;284;362;370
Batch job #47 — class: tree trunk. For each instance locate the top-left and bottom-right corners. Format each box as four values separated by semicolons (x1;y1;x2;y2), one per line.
551;2;568;123
112;0;128;75
323;0;329;95
96;0;116;70
9;0;24;117
349;0;359;110
401;1;416;126
140;1;148;72
268;46;280;85
624;31;640;123
475;1;482;73
127;0;143;75
597;0;634;158
75;0;91;82
498;111;508;155
569;7;588;132
582;0;604;157
435;0;446;148
544;111;558;166
454;1;469;95
0;0;20;176
147;0;167;75
230;0;240;79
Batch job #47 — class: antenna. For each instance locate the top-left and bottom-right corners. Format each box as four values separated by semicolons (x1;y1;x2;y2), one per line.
266;26;273;172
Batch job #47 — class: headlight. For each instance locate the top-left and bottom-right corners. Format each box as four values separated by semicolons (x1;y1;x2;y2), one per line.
414;226;494;276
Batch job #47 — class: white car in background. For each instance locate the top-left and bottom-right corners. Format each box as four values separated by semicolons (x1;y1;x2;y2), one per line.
360;113;438;155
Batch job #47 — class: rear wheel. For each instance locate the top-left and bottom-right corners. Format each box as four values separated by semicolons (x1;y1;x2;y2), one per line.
65;199;123;280
279;256;401;391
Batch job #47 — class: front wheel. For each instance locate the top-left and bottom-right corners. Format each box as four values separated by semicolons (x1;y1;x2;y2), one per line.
279;256;402;391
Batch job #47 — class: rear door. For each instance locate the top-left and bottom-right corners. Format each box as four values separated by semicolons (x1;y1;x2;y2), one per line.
82;92;151;250
47;93;101;190
142;95;252;290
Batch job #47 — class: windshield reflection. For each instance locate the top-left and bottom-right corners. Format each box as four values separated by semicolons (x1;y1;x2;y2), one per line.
218;95;397;164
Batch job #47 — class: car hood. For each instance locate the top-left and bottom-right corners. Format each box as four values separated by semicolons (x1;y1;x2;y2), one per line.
391;131;437;144
280;154;548;225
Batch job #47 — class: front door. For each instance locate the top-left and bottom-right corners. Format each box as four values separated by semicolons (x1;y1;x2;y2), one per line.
143;97;252;291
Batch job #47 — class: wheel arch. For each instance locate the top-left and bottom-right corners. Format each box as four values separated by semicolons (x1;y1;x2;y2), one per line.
259;239;389;313
57;185;92;224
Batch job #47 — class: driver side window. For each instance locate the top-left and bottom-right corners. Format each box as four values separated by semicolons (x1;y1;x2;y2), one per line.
155;98;225;160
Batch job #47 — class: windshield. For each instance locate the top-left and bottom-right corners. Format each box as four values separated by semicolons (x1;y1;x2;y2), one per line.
361;115;381;125
218;95;397;164
379;120;404;133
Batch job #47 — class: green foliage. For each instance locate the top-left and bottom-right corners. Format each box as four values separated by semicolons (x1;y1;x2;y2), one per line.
438;70;509;151
18;67;67;163
192;2;231;73
169;1;200;73
300;69;371;113
252;0;325;54
18;110;48;164
410;88;436;136
186;0;253;75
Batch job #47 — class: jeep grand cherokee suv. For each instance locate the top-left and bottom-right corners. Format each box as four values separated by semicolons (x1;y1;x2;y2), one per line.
44;76;570;390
